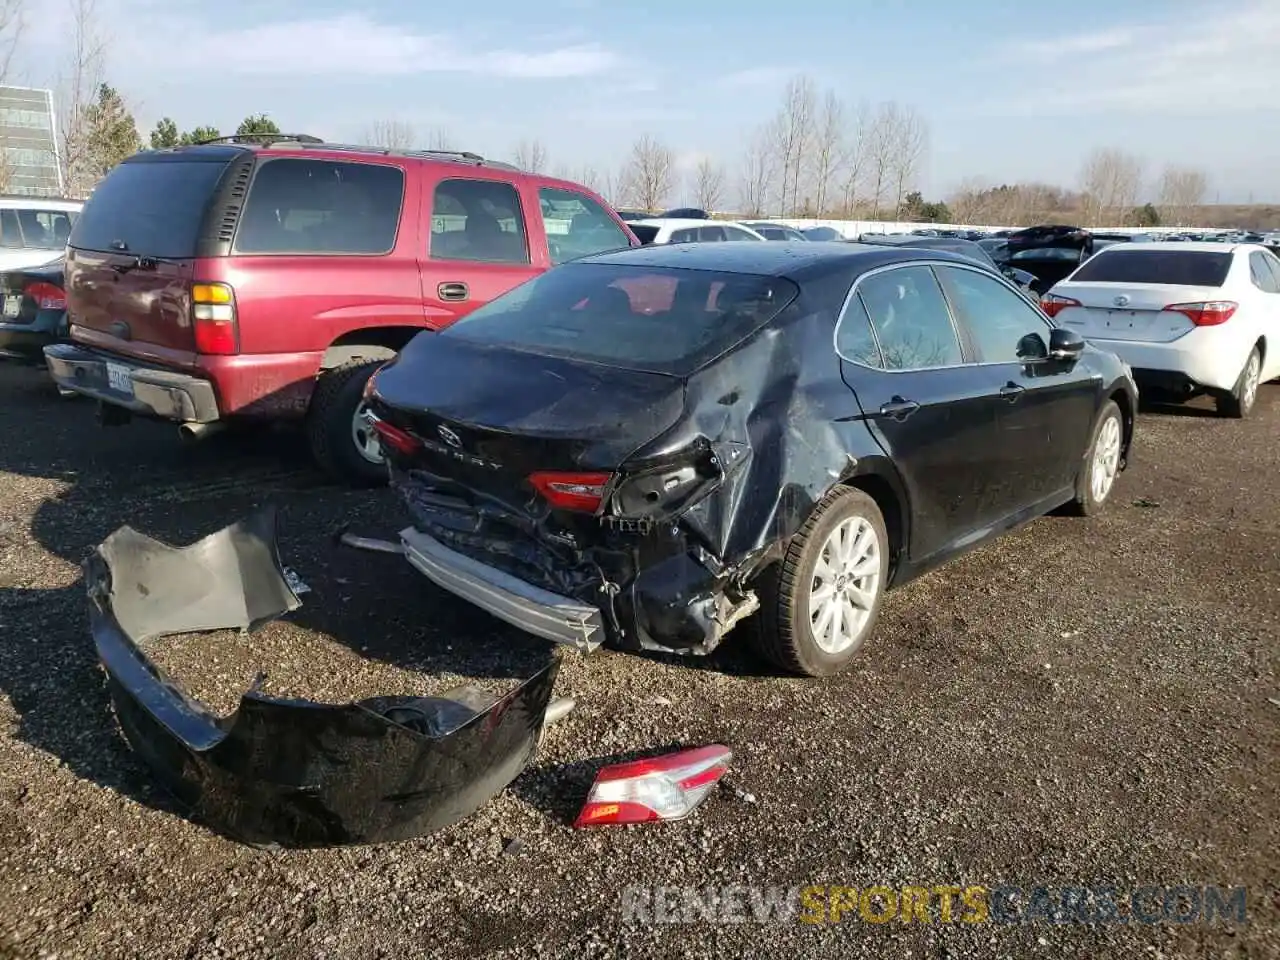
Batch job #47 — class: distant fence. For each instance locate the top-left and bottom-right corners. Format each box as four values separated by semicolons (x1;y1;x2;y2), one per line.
756;218;1174;238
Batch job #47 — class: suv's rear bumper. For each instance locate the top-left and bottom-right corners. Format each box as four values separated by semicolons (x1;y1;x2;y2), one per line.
43;343;220;422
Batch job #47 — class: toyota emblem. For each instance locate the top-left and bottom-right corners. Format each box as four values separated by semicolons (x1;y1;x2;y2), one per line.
437;425;462;448
1113;295;1130;307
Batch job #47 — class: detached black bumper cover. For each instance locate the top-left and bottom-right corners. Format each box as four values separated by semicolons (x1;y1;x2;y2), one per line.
86;507;560;848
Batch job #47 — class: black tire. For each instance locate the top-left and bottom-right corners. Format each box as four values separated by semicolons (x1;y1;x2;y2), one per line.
1065;399;1123;517
306;359;388;486
750;486;890;677
1215;347;1261;419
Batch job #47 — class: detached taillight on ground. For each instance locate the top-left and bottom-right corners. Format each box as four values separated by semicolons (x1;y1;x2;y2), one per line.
529;471;612;513
191;282;238;354
1039;293;1081;318
1162;300;1238;326
24;281;66;311
574;745;733;827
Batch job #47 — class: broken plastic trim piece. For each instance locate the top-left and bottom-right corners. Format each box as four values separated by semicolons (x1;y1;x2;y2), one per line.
574;745;732;827
85;506;562;848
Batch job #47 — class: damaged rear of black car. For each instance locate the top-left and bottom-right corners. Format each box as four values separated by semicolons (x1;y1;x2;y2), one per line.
366;242;1136;677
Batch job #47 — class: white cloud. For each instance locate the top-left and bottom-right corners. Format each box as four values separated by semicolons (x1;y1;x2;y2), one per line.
995;0;1280;115
20;6;618;81
713;66;799;91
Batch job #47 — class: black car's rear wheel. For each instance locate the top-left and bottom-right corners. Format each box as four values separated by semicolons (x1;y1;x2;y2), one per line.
751;487;889;677
307;359;389;487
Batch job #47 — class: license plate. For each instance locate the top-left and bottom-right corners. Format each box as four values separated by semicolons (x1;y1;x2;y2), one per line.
105;362;133;397
2;294;20;318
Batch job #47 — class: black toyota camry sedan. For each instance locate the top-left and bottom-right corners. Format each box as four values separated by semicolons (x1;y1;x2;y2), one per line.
364;242;1137;677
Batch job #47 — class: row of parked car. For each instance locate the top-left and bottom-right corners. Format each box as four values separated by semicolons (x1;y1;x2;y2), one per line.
1;137;1277;678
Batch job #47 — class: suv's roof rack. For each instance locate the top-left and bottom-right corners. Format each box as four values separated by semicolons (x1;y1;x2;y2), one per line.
194;133;325;146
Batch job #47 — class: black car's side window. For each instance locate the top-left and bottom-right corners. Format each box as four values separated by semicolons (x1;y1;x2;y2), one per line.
834;290;883;367
934;265;1051;364
856;265;963;370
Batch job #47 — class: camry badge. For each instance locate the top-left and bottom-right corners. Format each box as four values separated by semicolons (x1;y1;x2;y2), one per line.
437;425;462;448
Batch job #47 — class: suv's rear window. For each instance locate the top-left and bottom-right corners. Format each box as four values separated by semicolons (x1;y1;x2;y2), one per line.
440;262;799;376
69;160;229;258
236;158;405;255
1071;249;1233;286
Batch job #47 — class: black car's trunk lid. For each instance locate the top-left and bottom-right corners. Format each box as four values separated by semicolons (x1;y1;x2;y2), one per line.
370;333;686;512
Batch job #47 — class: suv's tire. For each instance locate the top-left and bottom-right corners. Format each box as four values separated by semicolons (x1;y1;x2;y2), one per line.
307;359;388;486
1216;346;1261;419
750;486;889;678
1066;399;1124;516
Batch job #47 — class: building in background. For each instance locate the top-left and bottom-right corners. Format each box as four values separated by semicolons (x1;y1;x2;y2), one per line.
0;86;63;197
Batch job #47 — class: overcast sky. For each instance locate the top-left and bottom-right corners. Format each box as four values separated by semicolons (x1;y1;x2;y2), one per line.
17;0;1280;204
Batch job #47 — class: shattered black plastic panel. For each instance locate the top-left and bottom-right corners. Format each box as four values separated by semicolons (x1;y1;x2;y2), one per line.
85;507;560;848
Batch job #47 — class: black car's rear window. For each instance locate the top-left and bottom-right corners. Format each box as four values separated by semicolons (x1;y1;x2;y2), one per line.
69;159;230;258
440;262;799;377
1071;249;1233;286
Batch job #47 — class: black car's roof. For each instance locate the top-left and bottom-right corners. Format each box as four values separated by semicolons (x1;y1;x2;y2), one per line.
581;240;996;280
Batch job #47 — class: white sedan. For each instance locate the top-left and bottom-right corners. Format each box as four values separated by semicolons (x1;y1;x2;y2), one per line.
626;218;766;245
1040;242;1280;417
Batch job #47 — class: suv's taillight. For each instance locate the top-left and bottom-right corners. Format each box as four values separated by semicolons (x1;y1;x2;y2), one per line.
191;282;238;354
25;281;66;310
1161;301;1237;326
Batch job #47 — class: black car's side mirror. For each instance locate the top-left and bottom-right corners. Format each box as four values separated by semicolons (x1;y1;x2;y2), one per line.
1016;332;1048;361
1048;327;1085;361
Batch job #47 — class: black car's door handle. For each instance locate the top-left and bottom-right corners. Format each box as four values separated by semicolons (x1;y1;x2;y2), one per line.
999;382;1025;403
438;281;469;302
878;397;920;421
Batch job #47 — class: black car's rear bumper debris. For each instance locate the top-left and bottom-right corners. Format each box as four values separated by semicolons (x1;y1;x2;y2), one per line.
86;507;561;848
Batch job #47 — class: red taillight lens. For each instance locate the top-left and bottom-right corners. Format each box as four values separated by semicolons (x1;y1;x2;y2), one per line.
24;281;66;310
369;417;421;456
529;471;612;513
191;282;238;354
574;745;733;827
1039;293;1081;319
1161;300;1237;326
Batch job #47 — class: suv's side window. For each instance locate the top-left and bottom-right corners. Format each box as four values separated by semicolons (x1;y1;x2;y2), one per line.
934;264;1051;363
430;179;530;265
538;187;631;265
1249;252;1279;293
856;265;963;370
235;159;405;255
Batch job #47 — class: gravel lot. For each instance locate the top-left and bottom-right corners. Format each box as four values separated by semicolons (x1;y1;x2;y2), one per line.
0;364;1276;959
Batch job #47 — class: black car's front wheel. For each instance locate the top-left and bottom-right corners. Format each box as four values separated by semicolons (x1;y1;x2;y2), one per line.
751;487;889;677
1067;399;1124;516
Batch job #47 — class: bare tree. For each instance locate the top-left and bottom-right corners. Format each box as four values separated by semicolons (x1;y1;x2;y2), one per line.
890;106;928;218
738;120;779;218
807;91;843;218
1079;147;1145;227
620;134;675;212
1157;165;1208;227
56;0;108;197
363;120;415;150
772;75;816;217
691;156;726;213
573;165;601;194
423;126;454;151
838;100;872;216
513;139;548;174
864;102;906;219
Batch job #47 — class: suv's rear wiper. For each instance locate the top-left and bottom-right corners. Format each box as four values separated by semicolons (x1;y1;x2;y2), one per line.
111;253;183;274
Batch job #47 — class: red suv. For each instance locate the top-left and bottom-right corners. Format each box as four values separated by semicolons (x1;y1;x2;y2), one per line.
45;136;638;483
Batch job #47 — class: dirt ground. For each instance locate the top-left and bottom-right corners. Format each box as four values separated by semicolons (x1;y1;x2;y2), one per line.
0;364;1276;959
